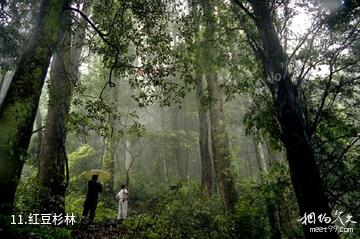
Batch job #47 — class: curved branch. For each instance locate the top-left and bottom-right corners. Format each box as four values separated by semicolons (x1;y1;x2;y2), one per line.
232;0;256;22
67;6;120;99
67;7;112;47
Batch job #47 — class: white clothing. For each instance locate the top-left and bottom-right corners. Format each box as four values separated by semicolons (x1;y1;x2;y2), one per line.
116;189;128;219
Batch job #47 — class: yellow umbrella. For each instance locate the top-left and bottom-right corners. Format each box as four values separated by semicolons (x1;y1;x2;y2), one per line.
84;169;111;182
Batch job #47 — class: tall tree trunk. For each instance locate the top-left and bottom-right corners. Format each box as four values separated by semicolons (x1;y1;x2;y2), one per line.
38;2;89;213
0;0;70;215
38;11;71;213
190;0;213;199
195;76;214;198
201;0;237;213
244;1;338;238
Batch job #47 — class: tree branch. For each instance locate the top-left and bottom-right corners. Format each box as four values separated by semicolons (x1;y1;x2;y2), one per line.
32;126;45;134
232;0;256;22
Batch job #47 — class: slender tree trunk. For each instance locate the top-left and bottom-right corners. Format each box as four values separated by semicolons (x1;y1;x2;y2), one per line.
190;0;213;199
102;138;117;190
253;138;266;173
126;153;135;188
102;85;119;192
195;76;214;198
170;106;184;179
101;86;120;194
201;0;237;213
125;139;132;185
244;149;252;177
245;1;338;238
163;157;168;182
0;0;70;215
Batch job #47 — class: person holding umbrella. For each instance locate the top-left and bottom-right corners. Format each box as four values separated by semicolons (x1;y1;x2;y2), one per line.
81;174;102;224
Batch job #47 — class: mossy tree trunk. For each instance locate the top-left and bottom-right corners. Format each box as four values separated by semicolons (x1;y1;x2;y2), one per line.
38;3;88;213
0;0;70;215
38;11;71;214
201;0;237;213
189;0;213;199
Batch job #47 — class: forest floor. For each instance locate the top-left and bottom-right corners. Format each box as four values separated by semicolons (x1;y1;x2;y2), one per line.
71;220;127;239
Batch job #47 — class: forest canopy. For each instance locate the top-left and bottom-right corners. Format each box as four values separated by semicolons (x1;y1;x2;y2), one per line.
0;0;359;238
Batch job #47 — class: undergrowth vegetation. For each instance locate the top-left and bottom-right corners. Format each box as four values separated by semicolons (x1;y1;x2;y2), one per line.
6;162;304;239
122;163;303;239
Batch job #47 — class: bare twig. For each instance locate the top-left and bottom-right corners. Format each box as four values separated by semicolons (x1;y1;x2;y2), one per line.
32;126;45;134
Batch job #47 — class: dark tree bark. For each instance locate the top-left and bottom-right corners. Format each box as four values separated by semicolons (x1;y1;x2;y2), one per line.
201;0;237;213
0;0;70;215
236;1;338;238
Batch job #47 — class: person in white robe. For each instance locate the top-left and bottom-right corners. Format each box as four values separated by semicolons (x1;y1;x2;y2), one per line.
116;184;128;220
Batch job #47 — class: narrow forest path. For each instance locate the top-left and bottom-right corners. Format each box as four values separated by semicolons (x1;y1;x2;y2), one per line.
71;220;127;239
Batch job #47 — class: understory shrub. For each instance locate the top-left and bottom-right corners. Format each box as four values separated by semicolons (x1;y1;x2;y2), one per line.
123;164;302;239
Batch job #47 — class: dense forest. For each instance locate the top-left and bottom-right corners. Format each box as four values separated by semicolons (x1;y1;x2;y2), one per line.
0;0;359;238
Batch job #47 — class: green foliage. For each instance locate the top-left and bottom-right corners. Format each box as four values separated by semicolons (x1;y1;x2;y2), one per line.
92;201;117;222
234;180;269;238
257;164;303;238
65;192;84;217
123;183;231;239
0;0;39;70
68;144;97;176
12;173;69;235
15;173;67;216
15;176;45;215
123;176;301;239
88;0;193;107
